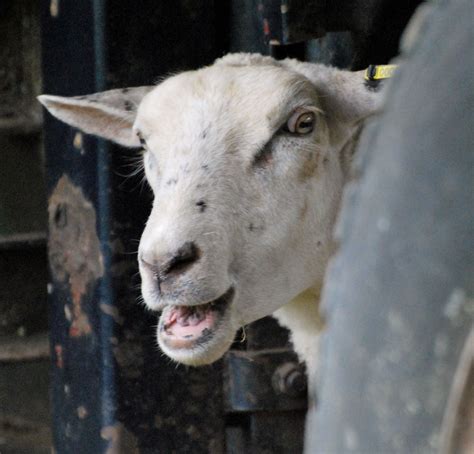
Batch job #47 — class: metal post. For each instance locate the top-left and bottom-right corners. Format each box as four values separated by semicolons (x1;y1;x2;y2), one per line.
41;1;225;452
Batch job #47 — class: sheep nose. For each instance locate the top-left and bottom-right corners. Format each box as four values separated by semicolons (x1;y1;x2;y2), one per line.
140;241;201;281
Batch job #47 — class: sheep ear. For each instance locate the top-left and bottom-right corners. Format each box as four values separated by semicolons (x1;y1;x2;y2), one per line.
38;86;153;148
283;60;383;124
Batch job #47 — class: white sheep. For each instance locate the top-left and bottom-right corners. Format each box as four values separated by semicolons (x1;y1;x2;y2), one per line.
39;53;382;388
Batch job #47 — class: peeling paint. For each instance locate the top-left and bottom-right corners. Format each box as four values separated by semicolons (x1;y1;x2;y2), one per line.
48;175;104;337
54;344;64;369
77;405;88;419
73;132;83;150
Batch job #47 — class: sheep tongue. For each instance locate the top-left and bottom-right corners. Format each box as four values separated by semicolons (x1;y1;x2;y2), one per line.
165;306;214;338
176;307;205;326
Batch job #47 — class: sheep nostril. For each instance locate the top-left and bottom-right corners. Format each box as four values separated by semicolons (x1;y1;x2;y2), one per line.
139;242;201;283
165;242;200;277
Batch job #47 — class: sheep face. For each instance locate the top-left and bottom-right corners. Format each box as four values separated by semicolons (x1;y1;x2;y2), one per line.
135;65;342;365
38;54;379;366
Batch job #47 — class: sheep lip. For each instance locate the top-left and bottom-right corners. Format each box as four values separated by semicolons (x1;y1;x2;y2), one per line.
158;287;234;349
169;286;235;312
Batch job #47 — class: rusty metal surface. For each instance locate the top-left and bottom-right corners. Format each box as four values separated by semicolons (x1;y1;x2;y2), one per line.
224;317;306;453
224;350;307;412
48;174;104;338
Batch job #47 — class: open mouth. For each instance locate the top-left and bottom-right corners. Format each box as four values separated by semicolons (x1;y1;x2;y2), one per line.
159;286;235;350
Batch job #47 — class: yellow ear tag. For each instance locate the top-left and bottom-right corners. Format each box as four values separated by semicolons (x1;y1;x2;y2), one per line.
365;64;397;81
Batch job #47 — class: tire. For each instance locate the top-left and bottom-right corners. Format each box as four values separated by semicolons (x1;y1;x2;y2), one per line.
305;0;474;452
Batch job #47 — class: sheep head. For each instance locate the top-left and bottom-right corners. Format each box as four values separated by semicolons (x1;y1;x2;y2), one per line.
39;53;381;366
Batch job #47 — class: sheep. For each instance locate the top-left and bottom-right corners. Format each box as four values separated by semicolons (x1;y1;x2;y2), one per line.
38;53;382;388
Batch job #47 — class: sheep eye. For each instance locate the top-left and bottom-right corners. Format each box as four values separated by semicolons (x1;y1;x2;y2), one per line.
287;110;315;135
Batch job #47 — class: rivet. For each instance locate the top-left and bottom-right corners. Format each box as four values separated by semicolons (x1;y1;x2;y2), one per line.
272;362;307;397
77;406;88;419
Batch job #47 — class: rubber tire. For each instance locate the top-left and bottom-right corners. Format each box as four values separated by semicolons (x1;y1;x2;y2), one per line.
305;0;474;452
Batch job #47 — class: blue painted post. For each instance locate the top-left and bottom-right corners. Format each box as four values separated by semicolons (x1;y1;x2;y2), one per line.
40;1;225;452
